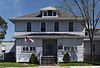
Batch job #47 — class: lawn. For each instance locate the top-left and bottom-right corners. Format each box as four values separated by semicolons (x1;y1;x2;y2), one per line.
0;62;38;67
59;62;94;66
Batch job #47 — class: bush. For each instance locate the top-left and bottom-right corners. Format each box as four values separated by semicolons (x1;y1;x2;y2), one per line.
63;52;70;63
29;53;39;64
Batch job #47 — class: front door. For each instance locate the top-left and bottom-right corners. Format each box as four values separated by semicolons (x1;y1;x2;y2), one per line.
42;39;57;65
43;39;57;56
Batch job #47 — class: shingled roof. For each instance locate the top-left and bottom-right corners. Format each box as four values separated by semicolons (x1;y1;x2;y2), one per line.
15;11;82;19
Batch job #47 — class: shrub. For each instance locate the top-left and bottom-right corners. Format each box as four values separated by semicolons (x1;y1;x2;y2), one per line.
63;52;70;63
29;53;38;64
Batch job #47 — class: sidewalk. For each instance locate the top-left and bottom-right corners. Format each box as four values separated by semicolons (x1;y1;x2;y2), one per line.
6;66;100;68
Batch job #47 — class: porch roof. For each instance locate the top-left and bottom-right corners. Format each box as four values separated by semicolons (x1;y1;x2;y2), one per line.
13;33;85;39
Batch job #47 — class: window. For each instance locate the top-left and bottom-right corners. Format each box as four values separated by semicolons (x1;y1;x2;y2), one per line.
23;47;25;51
41;22;46;32
22;46;29;52
30;47;36;51
26;47;29;51
58;46;63;50
22;46;35;52
71;47;77;51
53;12;56;16
64;47;70;51
69;22;73;31
71;47;74;51
2;46;5;53
27;22;31;32
93;44;95;52
54;22;59;31
0;54;4;59
48;10;52;16
44;12;47;16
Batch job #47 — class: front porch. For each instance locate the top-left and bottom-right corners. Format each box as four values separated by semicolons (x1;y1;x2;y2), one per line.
41;39;57;65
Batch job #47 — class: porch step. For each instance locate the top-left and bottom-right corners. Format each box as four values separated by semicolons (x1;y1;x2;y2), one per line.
41;56;56;65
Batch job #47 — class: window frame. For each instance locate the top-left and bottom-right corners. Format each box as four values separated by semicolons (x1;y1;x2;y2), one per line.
41;22;46;32
27;22;31;32
71;46;77;51
64;47;70;51
22;46;36;52
44;12;47;16
54;22;59;31
53;12;56;16
48;10;52;16
2;46;6;53
69;22;73;31
58;46;63;50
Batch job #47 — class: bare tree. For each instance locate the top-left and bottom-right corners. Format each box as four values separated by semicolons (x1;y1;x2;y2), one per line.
60;0;100;62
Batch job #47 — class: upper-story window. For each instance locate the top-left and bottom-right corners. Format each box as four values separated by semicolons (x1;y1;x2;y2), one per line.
44;12;47;16
27;22;31;32
43;11;57;16
53;12;56;16
69;22;73;31
48;10;52;16
54;22;59;31
41;22;46;32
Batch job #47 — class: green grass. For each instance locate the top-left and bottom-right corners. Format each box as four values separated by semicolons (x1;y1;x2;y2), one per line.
0;62;38;67
59;62;94;66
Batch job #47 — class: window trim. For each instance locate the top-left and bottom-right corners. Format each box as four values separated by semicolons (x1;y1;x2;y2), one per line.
54;22;59;31
41;22;46;32
69;22;73;31
58;46;63;50
22;46;36;53
44;12;47;16
27;22;31;32
64;47;70;51
2;46;6;53
53;12;56;16
48;10;52;16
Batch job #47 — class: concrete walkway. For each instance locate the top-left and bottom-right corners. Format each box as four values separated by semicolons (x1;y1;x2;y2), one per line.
6;66;100;68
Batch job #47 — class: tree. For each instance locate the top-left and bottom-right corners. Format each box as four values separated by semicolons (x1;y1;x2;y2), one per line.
60;0;100;62
0;16;8;39
63;52;70;63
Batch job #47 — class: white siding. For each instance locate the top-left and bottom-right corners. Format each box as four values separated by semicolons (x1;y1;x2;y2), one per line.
16;39;42;62
59;21;68;32
0;42;15;54
32;21;40;32
14;20;85;32
57;38;84;62
15;22;26;32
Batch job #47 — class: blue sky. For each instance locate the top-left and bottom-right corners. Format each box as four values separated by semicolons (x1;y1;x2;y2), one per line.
0;0;61;41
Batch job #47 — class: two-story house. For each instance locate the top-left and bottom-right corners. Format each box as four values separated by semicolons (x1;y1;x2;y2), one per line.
10;6;85;65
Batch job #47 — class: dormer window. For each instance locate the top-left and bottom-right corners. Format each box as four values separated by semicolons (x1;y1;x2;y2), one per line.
40;6;58;17
43;11;57;16
44;12;47;16
48;10;52;16
53;12;56;16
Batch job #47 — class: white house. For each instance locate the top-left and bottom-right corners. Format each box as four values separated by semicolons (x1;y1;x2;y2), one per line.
0;41;15;61
9;6;91;65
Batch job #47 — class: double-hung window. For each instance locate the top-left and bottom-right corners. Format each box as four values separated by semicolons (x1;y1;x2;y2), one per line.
54;22;59;31
27;22;31;32
41;22;46;32
69;22;73;31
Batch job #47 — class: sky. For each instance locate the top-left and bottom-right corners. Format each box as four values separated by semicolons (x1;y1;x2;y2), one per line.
0;0;61;41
